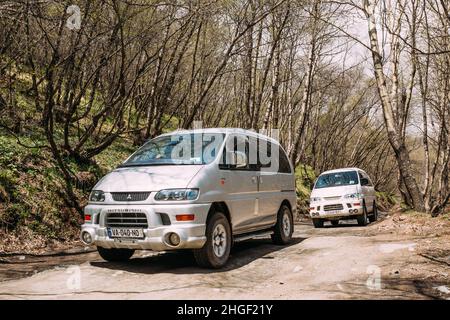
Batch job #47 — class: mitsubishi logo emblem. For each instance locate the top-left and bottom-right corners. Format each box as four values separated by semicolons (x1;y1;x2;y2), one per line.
127;194;132;200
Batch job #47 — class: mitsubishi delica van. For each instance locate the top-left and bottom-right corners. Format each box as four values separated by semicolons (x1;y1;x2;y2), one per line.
309;168;378;228
80;128;296;268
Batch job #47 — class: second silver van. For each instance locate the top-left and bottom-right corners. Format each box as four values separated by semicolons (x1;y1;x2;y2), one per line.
309;168;378;228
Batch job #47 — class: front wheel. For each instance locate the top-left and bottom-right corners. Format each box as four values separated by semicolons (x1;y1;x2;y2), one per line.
97;247;135;262
357;203;368;226
312;218;324;228
272;204;294;245
369;201;378;223
193;212;231;269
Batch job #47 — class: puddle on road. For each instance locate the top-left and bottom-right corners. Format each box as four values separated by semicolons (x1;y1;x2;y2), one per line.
0;251;99;282
378;243;416;253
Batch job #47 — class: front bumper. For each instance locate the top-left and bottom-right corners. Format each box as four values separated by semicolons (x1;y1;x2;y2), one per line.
309;201;362;219
80;203;210;250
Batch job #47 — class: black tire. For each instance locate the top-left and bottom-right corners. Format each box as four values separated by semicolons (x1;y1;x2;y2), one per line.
357;203;368;226
97;247;134;262
271;204;294;245
193;212;231;269
331;220;339;227
369;201;378;223
312;218;324;228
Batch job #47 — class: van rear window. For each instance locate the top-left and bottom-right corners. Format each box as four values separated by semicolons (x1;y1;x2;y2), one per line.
314;171;359;189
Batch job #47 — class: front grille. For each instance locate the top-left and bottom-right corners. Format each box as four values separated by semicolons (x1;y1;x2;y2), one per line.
106;212;148;228
324;196;341;201
111;192;150;202
324;204;344;211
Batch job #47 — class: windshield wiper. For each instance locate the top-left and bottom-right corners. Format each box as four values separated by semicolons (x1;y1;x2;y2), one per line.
117;162;203;168
117;163;177;168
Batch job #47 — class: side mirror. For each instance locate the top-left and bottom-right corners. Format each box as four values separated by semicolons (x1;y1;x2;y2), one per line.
360;178;369;186
229;151;247;168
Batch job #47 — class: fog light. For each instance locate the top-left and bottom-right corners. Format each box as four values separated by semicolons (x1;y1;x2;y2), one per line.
81;231;93;245
168;232;181;246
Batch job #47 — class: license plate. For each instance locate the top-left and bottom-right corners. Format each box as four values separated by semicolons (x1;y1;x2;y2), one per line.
328;210;341;215
107;228;144;239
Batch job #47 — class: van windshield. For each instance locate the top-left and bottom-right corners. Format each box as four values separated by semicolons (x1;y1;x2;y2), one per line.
314;171;359;189
119;133;225;167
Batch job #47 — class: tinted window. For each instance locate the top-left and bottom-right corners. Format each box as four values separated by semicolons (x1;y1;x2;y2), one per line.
258;140;292;173
258;140;272;169
278;147;292;173
359;171;373;186
219;135;258;171
314;171;359;189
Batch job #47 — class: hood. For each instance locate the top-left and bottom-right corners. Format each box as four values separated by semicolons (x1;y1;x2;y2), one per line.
93;165;204;192
310;185;359;198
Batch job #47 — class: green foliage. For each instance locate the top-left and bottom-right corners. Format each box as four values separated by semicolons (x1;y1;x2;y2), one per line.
0;203;28;230
0;169;17;196
376;191;398;211
295;164;317;215
0;124;144;240
94;137;136;172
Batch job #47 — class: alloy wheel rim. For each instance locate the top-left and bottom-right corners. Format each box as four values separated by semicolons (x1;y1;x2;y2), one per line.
212;224;227;257
282;211;291;237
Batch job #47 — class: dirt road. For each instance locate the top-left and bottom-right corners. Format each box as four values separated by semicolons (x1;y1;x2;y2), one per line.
0;214;449;300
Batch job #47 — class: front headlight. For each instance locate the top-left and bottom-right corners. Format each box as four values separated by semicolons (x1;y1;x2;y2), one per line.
89;190;105;202
310;197;321;202
344;193;363;199
154;189;199;201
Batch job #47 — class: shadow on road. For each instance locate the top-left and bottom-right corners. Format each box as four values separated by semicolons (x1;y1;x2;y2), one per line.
311;212;388;229
90;237;306;274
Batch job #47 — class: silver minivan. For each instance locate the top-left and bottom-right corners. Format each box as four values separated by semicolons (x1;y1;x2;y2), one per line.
81;128;296;268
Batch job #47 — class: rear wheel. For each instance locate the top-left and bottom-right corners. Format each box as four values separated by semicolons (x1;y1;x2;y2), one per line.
193;212;231;269
331;220;339;227
272;204;294;245
369;201;378;223
97;247;135;262
312;218;324;228
357;203;368;226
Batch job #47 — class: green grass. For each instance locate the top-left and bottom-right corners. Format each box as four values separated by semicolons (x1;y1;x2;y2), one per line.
295;164;317;215
0;125;148;240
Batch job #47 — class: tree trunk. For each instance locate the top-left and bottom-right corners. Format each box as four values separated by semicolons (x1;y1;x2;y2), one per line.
364;0;425;212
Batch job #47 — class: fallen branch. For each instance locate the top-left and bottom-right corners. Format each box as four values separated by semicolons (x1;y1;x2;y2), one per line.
419;253;450;267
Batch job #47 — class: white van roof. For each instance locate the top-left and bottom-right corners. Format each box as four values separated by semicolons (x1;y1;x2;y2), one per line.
159;128;280;144
321;167;365;175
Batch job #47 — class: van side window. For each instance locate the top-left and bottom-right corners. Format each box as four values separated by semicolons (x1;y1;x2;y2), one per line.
359;171;373;186
258;139;292;174
258;139;272;169
358;172;364;183
219;135;258;171
278;147;292;173
366;175;374;186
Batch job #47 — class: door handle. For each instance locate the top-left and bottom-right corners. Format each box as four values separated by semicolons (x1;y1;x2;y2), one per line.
259;176;263;184
251;176;258;184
